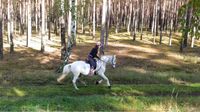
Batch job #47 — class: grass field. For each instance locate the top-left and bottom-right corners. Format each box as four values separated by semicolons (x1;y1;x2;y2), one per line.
0;31;200;111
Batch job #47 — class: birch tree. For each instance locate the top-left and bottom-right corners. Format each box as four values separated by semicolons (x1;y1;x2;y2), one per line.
8;0;14;53
100;0;107;55
60;0;66;59
105;0;111;47
26;0;31;47
169;0;174;46
92;0;96;39
140;0;144;40
159;0;165;44
41;0;45;52
0;0;3;59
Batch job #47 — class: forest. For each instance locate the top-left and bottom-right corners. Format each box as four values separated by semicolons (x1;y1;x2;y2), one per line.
0;0;200;111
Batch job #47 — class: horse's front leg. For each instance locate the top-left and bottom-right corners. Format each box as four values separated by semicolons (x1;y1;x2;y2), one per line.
99;73;111;89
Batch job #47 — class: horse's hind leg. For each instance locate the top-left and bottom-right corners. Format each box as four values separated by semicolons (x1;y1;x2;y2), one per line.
96;79;103;85
57;74;67;83
78;79;87;86
72;74;79;90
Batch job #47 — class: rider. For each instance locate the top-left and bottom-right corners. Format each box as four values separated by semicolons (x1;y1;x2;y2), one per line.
87;42;101;75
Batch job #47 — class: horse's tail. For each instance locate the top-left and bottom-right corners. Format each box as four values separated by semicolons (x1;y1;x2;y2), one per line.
57;64;71;83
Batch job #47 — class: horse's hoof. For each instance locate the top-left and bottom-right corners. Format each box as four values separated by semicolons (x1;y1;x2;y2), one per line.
108;86;111;89
96;81;99;85
56;81;64;85
56;83;64;85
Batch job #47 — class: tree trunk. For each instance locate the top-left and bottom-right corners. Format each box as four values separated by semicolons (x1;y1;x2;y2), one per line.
64;0;76;62
48;0;51;40
127;0;132;33
133;0;139;41
159;0;165;44
169;0;174;46
7;0;11;43
154;0;158;37
0;0;3;60
19;0;24;35
100;0;107;55
191;27;196;48
132;10;136;41
35;0;38;33
81;0;85;34
140;0;144;40
180;0;190;52
183;2;192;47
41;0;45;52
26;0;32;47
60;0;66;59
169;16;173;46
74;0;77;46
92;0;96;39
152;4;156;44
8;0;14;53
105;0;111;48
115;0;120;33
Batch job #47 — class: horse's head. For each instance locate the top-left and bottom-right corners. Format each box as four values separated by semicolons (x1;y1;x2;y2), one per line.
101;55;116;68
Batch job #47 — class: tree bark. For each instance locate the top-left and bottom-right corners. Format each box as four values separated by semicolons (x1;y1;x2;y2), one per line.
92;0;96;39
180;0;191;52
105;0;111;48
152;4;156;44
26;0;32;47
8;0;14;53
140;0;144;40
60;0;66;59
35;0;38;33
0;0;3;60
127;0;132;33
159;0;165;44
41;0;45;52
191;26;196;48
81;0;85;34
169;0;174;46
48;0;51;40
100;0;107;55
183;2;192;47
19;0;24;35
115;0;120;33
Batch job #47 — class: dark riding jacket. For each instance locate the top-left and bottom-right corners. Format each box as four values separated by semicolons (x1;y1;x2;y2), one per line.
88;46;100;59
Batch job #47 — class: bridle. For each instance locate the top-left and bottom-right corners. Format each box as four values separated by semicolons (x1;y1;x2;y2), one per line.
96;55;116;72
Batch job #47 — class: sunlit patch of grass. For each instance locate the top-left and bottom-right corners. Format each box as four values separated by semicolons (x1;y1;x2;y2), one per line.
183;55;200;64
13;87;26;97
169;77;189;85
189;83;200;87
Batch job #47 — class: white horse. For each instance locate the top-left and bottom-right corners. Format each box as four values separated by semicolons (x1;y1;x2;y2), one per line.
57;55;116;90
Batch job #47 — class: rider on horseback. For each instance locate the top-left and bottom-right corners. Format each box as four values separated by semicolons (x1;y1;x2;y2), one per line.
87;42;101;75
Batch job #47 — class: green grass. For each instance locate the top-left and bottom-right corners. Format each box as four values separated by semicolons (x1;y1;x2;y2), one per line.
1;84;200;111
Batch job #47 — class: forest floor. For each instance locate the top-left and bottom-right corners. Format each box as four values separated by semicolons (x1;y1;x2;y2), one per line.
0;30;200;111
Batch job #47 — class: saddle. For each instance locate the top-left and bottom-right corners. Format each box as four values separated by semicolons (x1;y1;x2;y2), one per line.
85;58;97;69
